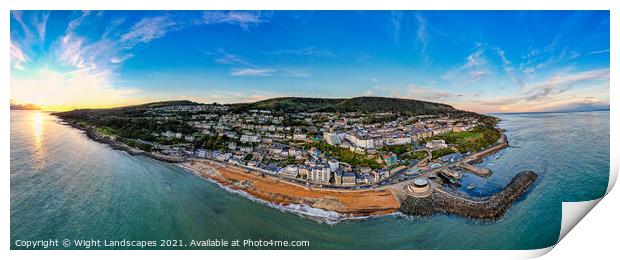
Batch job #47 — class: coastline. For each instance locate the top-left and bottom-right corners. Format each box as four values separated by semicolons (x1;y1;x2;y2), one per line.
57;115;537;222
178;159;401;219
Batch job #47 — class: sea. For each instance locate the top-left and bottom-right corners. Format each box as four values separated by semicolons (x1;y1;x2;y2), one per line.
10;110;610;249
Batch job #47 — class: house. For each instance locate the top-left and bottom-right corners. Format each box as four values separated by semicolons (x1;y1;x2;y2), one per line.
334;171;343;185
298;166;310;179
383;153;398;165
356;173;372;185
195;149;207;158
342;172;357;186
239;146;254;153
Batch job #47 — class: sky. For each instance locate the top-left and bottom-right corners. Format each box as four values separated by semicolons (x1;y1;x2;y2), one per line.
10;11;610;113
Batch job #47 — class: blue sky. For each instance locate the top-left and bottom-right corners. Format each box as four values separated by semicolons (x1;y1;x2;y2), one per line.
10;11;610;112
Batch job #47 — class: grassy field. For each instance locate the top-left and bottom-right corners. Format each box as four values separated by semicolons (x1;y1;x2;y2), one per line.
429;126;501;153
401;151;428;161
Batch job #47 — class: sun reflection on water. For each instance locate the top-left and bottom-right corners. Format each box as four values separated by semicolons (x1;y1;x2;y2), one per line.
31;111;45;169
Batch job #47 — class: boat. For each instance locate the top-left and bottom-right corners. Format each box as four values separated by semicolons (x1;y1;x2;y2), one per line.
466;183;476;190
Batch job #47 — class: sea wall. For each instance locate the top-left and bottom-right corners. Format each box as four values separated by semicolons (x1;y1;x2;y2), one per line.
399;171;538;220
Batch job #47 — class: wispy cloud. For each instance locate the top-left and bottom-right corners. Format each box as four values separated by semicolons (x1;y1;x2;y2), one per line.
415;13;429;61
407;84;456;101
473;68;609;112
364;84;458;102
589;49;609;55
54;12;266;70
494;47;524;86
209;49;311;78
209;49;253;67
10;11;51;70
202;11;267;29
443;43;491;82
57;11;97;69
520;68;609;102
390;11;403;44
11;11;51;46
230;68;276;77
120;16;178;47
266;47;333;57
35;12;50;41
551;96;609;112
55;13;182;70
10;40;28;70
281;68;312;78
519;45;581;79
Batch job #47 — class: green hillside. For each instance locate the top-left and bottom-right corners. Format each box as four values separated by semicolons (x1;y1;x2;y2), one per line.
232;96;458;114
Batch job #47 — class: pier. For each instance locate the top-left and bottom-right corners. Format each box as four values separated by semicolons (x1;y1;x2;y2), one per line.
458;163;492;177
465;133;508;163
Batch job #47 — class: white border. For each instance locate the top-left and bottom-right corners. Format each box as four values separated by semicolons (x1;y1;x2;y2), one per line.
3;1;618;259
5;0;615;10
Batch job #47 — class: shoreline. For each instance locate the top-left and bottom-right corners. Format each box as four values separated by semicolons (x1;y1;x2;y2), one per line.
57;116;537;222
176;163;397;223
178;159;401;219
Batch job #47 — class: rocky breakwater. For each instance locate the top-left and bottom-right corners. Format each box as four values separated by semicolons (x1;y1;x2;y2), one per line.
399;171;538;220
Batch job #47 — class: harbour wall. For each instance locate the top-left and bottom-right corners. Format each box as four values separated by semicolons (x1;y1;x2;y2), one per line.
399;171;538;220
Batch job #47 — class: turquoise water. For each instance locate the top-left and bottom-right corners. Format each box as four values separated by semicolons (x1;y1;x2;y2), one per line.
10;110;609;249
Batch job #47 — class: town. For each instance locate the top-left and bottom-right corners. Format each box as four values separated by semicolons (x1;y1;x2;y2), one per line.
57;98;501;189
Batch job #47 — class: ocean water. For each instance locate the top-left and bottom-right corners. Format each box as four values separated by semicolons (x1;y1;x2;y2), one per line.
10;110;609;249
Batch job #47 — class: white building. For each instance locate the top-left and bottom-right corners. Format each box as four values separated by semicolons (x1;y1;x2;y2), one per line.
240;146;254;153
426;139;447;149
345;133;374;149
384;135;411;146
293;133;307;141
308;166;331;184
328;159;340;172
288;147;302;157
240;134;260;143
324;132;342;145
281;165;299;178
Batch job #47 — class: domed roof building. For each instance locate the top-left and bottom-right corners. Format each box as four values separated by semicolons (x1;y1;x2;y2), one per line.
406;178;433;197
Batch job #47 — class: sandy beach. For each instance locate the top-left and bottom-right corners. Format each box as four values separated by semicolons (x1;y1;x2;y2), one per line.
179;159;401;217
